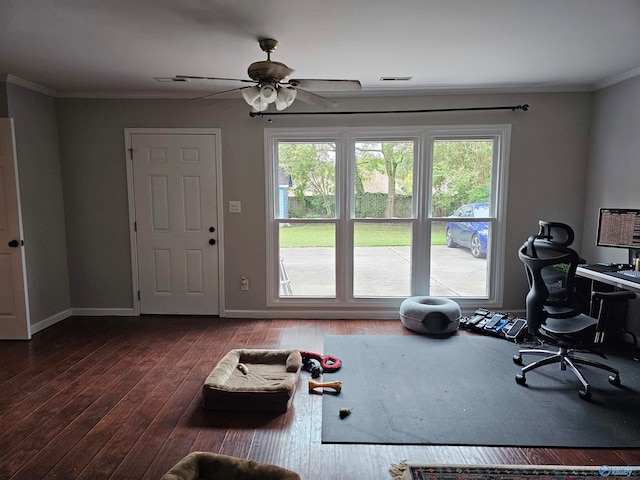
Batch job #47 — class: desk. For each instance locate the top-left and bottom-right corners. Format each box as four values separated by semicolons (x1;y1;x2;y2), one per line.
576;266;640;294
576;266;639;345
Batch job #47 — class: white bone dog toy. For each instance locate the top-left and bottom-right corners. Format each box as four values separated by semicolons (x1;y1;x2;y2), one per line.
308;379;342;394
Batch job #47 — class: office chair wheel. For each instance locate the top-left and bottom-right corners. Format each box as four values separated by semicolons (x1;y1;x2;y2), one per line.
579;388;591;401
608;374;621;387
512;354;523;365
515;373;526;385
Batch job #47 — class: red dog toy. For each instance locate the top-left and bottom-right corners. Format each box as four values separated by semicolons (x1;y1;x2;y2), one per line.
300;351;342;372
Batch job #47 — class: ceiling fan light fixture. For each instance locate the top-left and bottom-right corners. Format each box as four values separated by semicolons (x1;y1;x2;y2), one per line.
259;83;278;103
176;38;357;112
275;86;297;111
241;86;268;111
241;85;260;103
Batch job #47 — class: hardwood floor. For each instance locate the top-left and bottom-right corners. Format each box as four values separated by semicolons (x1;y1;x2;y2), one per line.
1;316;638;480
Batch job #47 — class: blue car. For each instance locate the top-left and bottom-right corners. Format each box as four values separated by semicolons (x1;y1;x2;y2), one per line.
445;203;489;258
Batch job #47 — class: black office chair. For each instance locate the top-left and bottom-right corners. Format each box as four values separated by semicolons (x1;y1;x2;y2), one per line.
514;222;636;400
528;221;585;316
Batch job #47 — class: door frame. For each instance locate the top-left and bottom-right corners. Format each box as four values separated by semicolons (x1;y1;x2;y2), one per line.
124;128;225;316
0;118;31;339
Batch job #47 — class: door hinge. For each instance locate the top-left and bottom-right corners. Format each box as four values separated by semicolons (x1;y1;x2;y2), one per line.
128;148;133;160
137;290;140;300
134;221;137;232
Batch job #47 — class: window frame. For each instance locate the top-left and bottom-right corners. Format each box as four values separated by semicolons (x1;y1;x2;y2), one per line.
265;124;511;311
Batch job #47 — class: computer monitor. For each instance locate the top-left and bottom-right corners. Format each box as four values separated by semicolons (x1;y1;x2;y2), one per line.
596;208;640;264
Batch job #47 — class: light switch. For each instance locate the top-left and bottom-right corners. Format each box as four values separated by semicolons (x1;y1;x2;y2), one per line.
229;200;242;213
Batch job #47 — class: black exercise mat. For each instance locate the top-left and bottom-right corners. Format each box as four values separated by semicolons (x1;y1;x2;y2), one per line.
321;334;640;447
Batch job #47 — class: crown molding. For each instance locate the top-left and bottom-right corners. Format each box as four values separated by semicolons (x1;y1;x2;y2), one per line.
58;83;593;100
1;74;57;96
594;66;640;91
357;83;594;97
55;90;199;99
4;69;640;100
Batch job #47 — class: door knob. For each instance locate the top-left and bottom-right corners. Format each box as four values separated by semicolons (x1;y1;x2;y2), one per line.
209;227;215;232
8;240;20;248
209;239;216;245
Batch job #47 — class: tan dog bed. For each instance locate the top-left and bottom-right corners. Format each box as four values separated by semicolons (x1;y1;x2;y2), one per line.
161;452;301;480
202;349;302;412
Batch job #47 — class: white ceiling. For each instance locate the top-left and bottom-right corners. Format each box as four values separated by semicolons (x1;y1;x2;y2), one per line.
2;0;640;98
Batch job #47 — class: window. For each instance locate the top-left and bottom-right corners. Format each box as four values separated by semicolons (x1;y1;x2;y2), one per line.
266;125;510;311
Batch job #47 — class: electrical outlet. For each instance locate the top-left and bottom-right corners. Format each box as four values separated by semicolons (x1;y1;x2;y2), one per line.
229;200;242;213
240;276;249;291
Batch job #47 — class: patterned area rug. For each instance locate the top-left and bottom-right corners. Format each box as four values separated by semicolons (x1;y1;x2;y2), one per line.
389;462;636;480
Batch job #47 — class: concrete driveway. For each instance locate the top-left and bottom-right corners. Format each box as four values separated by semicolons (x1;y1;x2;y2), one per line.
280;245;487;297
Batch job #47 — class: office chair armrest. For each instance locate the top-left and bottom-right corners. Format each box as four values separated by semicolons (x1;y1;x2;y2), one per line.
592;291;637;302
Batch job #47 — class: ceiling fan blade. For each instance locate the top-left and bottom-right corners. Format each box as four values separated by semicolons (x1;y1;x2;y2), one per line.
293;88;338;108
288;79;361;92
190;86;252;101
175;75;256;84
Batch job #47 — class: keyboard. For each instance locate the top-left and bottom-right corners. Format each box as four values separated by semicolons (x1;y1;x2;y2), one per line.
620;270;640;278
582;263;623;273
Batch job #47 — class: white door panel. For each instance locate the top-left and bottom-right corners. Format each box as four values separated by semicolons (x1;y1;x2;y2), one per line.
131;133;219;315
0;118;30;339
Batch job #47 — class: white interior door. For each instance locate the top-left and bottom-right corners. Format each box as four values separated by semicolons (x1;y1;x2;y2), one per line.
0;118;31;339
131;132;220;315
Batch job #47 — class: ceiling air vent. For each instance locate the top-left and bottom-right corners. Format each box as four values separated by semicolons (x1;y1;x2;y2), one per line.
154;77;189;83
379;77;413;82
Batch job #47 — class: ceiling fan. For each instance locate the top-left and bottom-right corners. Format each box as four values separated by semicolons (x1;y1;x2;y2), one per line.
175;38;361;112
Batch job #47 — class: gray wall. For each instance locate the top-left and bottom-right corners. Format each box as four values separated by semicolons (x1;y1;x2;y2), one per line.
583;75;640;262
5;74;640;327
55;91;593;314
583;75;640;332
5;83;70;325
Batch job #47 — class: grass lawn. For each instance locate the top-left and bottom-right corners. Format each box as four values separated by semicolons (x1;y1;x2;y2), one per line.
279;223;446;247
